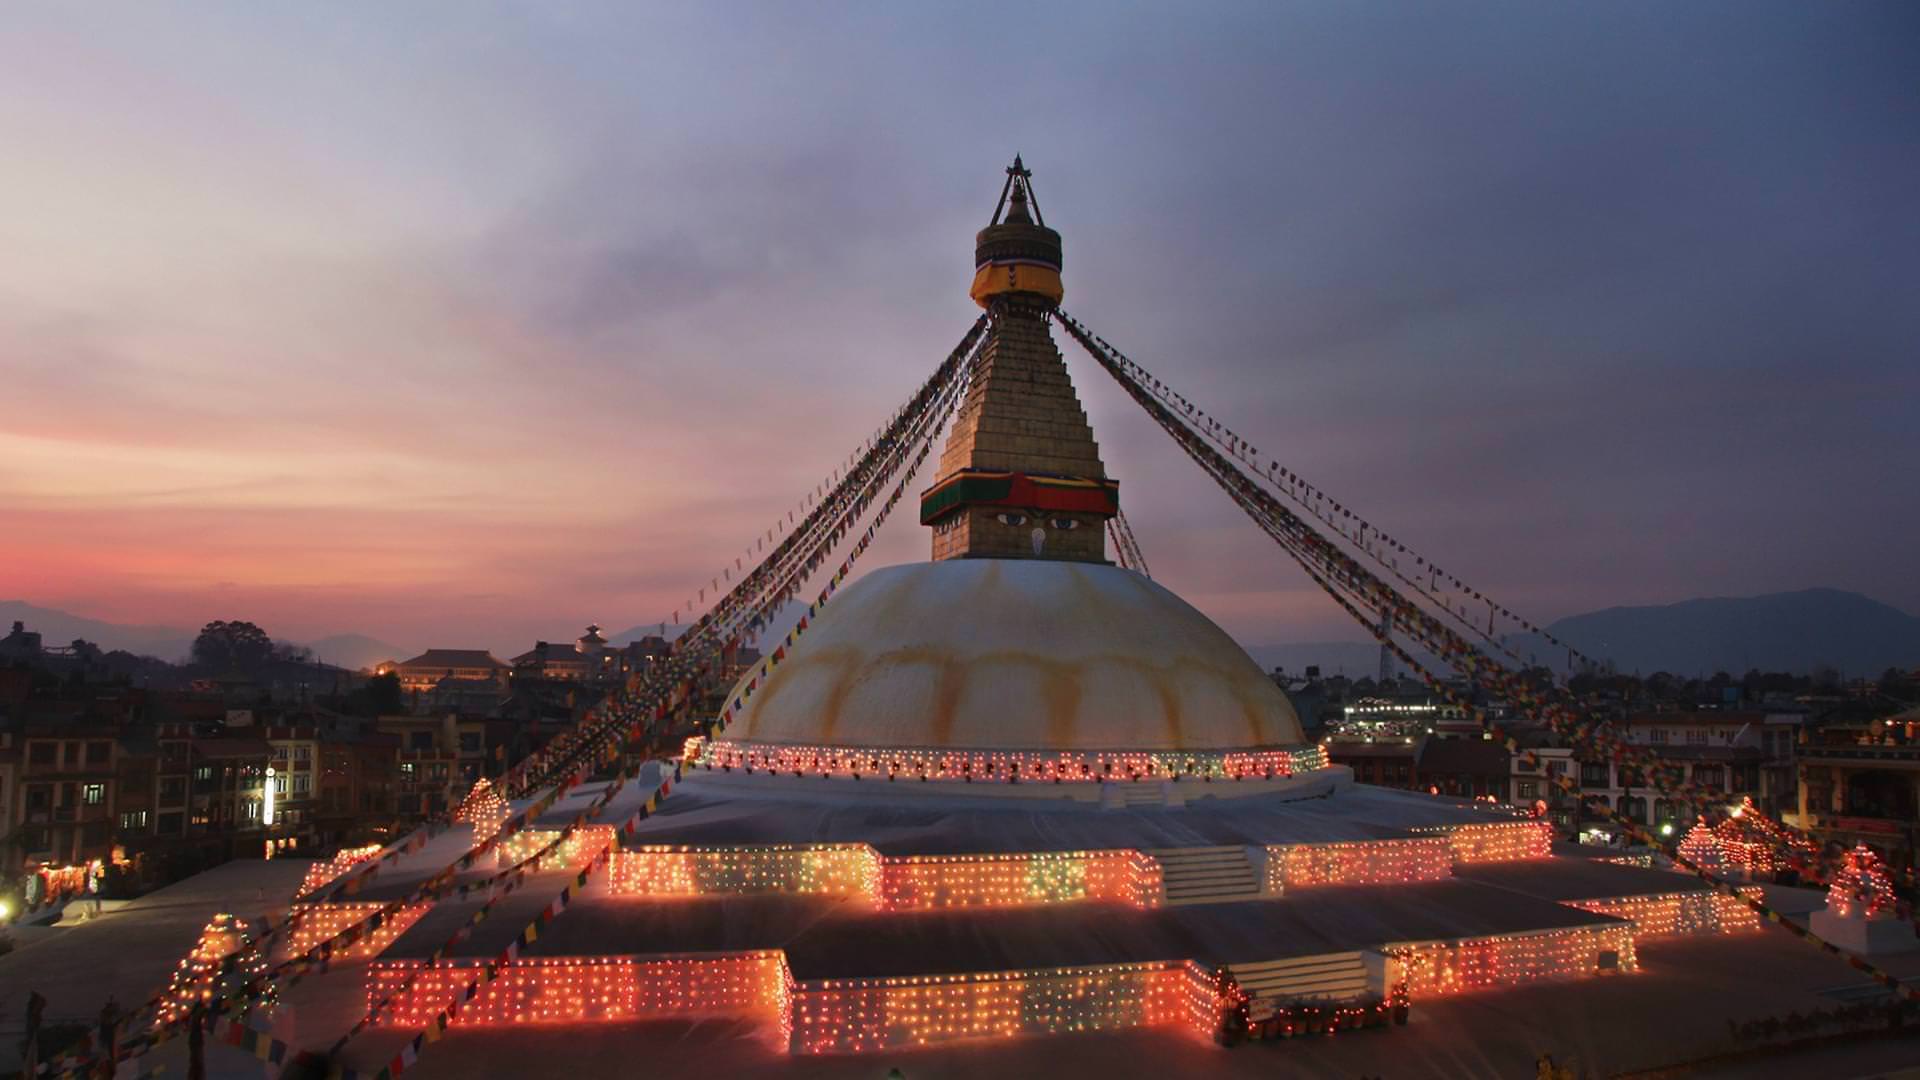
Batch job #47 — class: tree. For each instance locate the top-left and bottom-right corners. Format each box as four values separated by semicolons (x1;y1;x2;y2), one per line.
191;621;274;673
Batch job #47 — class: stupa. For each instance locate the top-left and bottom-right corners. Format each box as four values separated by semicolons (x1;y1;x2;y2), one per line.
360;161;1775;1060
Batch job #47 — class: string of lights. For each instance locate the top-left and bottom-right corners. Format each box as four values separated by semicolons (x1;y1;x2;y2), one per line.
687;738;1327;783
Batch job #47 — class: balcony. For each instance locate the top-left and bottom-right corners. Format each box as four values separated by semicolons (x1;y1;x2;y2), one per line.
1799;743;1920;767
1806;812;1913;838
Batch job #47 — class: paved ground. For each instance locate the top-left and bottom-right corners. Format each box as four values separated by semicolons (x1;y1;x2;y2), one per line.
0;857;314;1074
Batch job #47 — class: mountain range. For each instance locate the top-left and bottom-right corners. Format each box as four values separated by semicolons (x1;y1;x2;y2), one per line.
1507;587;1920;677
7;587;1916;677
1233;589;1919;680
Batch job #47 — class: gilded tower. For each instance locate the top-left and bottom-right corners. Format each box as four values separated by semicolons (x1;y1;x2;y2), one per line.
919;158;1119;562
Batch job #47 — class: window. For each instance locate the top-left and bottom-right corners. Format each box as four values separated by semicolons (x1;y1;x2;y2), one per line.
1686;729;1708;746
399;762;417;780
1649;728;1668;744
1546;760;1568;778
409;732;436;751
1517;780;1538;799
1622;796;1647;823
87;741;111;764
160;778;186;803
1581;763;1610;787
292;774;310;795
64;741;81;765
29;742;55;765
459;733;481;753
120;810;149;830
193;765;213;781
292;745;312;763
83;783;106;805
1693;765;1725;789
26;786;51;811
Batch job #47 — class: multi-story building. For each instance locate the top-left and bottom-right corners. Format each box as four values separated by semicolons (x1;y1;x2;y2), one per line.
377;649;511;696
186;735;273;852
264;722;322;850
378;714;461;817
1797;706;1919;878
1580;711;1802;838
13;720;124;868
1509;737;1579;838
1326;733;1511;803
316;732;399;834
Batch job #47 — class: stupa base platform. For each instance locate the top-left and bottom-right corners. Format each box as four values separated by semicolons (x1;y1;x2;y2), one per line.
1808;909;1920;955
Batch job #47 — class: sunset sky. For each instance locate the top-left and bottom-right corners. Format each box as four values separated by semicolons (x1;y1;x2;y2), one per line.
3;3;1916;656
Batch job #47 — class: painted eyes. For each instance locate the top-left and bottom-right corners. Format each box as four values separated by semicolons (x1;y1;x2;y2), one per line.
995;512;1029;526
1049;517;1080;531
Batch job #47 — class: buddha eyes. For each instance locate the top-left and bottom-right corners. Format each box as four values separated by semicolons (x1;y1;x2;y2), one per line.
992;512;1080;530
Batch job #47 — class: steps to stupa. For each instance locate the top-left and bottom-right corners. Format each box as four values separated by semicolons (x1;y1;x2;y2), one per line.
1149;846;1263;905
1228;952;1373;1013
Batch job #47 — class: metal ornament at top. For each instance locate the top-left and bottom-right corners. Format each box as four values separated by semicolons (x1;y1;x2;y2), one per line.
971;156;1064;309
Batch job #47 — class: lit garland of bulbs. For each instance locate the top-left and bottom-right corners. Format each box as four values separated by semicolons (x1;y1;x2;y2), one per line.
1675;819;1727;875
609;844;880;899
603;844;1163;910
1409;821;1554;864
364;953;791;1030
687;737;1327;784
498;826;618;871
1385;923;1637;997
287;901;433;958
453;778;511;840
790;961;1208;1054
1827;844;1897;920
298;845;384;898
880;850;1159;910
155;913;272;1028
1565;889;1763;938
1269;837;1452;890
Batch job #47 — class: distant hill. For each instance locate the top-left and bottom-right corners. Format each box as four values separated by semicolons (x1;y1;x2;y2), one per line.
1510;588;1920;676
0;600;196;660
305;633;412;671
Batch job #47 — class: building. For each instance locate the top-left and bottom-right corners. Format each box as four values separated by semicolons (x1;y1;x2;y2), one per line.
1509;733;1580;838
376;714;462;817
377;650;511;696
1797;705;1920;877
1328;733;1512;804
1576;712;1801;841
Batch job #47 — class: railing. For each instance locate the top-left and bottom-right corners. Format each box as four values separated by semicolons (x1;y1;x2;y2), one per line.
1800;744;1920;764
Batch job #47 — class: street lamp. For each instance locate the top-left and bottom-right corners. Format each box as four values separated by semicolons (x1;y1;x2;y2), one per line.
264;766;276;827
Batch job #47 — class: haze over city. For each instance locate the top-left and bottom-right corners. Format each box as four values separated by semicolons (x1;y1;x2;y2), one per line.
4;2;1916;653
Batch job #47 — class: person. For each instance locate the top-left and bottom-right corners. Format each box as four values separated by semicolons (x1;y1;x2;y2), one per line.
98;996;122;1076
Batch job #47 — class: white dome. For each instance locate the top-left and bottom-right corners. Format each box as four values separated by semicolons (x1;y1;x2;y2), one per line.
727;559;1303;752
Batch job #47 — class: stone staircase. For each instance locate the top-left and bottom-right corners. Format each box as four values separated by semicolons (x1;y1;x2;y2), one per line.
1150;846;1261;905
1227;952;1373;1016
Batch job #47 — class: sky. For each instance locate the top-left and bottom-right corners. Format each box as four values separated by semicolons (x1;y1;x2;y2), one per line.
2;2;1916;656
